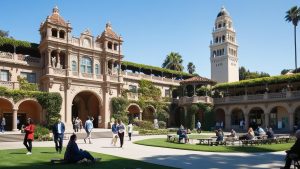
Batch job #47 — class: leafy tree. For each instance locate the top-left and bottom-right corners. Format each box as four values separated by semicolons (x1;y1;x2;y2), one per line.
187;62;196;74
0;30;9;37
162;52;184;71
17;76;38;91
138;79;161;101
239;66;270;80
187;105;198;130
285;6;300;72
281;69;292;75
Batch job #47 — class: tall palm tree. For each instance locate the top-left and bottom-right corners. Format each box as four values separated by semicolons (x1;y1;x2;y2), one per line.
285;6;300;72
162;52;184;71
187;62;196;74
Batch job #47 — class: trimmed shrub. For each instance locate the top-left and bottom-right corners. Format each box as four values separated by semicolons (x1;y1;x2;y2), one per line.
138;129;169;135
158;121;166;129
34;125;51;141
133;120;154;130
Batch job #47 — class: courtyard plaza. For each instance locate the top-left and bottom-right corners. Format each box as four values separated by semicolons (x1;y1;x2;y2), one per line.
0;133;290;169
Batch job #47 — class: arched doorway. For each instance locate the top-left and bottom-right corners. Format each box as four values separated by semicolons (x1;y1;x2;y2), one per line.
294;106;300;127
18;99;42;129
143;106;156;122
195;108;205;126
249;107;264;130
269;106;289;130
127;104;141;122
231;108;244;129
0;98;13;131
72;91;101;128
215;108;225;128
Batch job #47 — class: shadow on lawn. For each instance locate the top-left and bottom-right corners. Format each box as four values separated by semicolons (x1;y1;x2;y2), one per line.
141;152;286;169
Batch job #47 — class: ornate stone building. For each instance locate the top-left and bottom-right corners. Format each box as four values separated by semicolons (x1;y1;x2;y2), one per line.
0;7;186;131
210;7;239;83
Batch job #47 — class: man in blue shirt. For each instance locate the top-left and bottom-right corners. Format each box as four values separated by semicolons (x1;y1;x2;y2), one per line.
52;118;65;153
196;120;201;133
111;121;118;146
84;117;93;144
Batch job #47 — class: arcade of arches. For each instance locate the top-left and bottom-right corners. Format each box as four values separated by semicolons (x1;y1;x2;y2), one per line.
72;91;102;128
215;103;300;131
0;97;42;131
126;104;157;122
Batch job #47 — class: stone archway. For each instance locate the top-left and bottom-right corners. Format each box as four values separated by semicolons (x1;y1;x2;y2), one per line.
269;106;289;130
231;108;244;129
0;97;13;131
215;108;225;129
143;106;156;122
72;91;102;128
16;99;42;129
249;107;265;130
127;104;142;122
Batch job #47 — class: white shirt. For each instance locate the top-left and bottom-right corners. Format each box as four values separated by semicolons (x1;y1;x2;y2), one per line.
128;124;133;133
57;122;62;134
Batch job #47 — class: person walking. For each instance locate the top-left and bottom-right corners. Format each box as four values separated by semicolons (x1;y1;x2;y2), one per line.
84;117;93;144
127;122;133;141
23;118;35;155
111;120;118;146
1;116;6;133
52;118;65;153
196;120;201;133
79;118;82;132
280;130;300;169
117;119;125;148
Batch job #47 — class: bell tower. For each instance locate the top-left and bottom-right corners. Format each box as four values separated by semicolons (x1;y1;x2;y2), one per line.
210;7;239;83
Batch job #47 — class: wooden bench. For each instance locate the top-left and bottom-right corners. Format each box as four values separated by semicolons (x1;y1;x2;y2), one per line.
241;139;265;146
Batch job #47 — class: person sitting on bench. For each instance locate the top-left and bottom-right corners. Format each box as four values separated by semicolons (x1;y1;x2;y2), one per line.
64;134;96;163
266;127;275;139
281;130;300;169
216;128;224;142
177;125;189;143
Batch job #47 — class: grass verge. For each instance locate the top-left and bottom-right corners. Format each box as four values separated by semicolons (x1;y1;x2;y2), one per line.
134;138;293;153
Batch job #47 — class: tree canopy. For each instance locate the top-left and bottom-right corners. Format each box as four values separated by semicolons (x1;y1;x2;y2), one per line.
187;62;196;74
162;52;184;71
239;66;270;80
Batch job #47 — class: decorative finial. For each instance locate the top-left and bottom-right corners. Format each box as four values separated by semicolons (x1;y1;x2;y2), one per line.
53;5;59;14
106;21;112;30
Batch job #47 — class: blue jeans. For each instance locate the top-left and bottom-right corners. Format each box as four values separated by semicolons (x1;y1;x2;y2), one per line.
0;125;4;132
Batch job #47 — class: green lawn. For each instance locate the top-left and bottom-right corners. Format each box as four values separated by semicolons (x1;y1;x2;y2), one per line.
135;138;294;153
0;147;177;169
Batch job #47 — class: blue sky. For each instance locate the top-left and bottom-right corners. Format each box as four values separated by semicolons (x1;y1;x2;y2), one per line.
0;0;299;78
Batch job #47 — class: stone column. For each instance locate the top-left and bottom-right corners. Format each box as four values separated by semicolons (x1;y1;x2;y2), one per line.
193;84;196;96
47;49;52;68
289;112;294;131
57;50;60;68
264;113;269;128
225;113;231;130
244;113;249;129
12;108;18;131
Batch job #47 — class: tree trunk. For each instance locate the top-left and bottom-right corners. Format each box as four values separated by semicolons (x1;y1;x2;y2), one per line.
294;25;298;73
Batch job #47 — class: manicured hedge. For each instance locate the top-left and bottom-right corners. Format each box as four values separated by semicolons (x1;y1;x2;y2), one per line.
122;61;194;78
213;73;300;90
0;37;40;57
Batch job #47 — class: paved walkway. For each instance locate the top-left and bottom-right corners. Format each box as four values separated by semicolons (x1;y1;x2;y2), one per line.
0;135;288;169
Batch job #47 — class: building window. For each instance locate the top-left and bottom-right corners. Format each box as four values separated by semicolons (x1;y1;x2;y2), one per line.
114;43;118;50
95;64;100;75
72;61;77;71
20;72;36;83
80;57;92;73
129;85;137;93
107;41;113;49
51;28;58;37
0;70;9;81
165;89;170;97
59;30;65;39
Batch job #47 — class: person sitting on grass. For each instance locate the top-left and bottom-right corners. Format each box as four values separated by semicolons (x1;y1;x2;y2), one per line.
280;130;300;169
64;134;96;163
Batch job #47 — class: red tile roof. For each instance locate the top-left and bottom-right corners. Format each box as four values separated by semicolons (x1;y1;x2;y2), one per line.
180;76;216;85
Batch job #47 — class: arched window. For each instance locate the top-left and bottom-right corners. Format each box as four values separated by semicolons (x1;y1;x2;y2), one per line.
72;61;77;71
95;64;100;74
51;28;58;37
59;30;65;39
114;43;118;50
80;57;92;73
222;35;225;42
107;41;113;49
